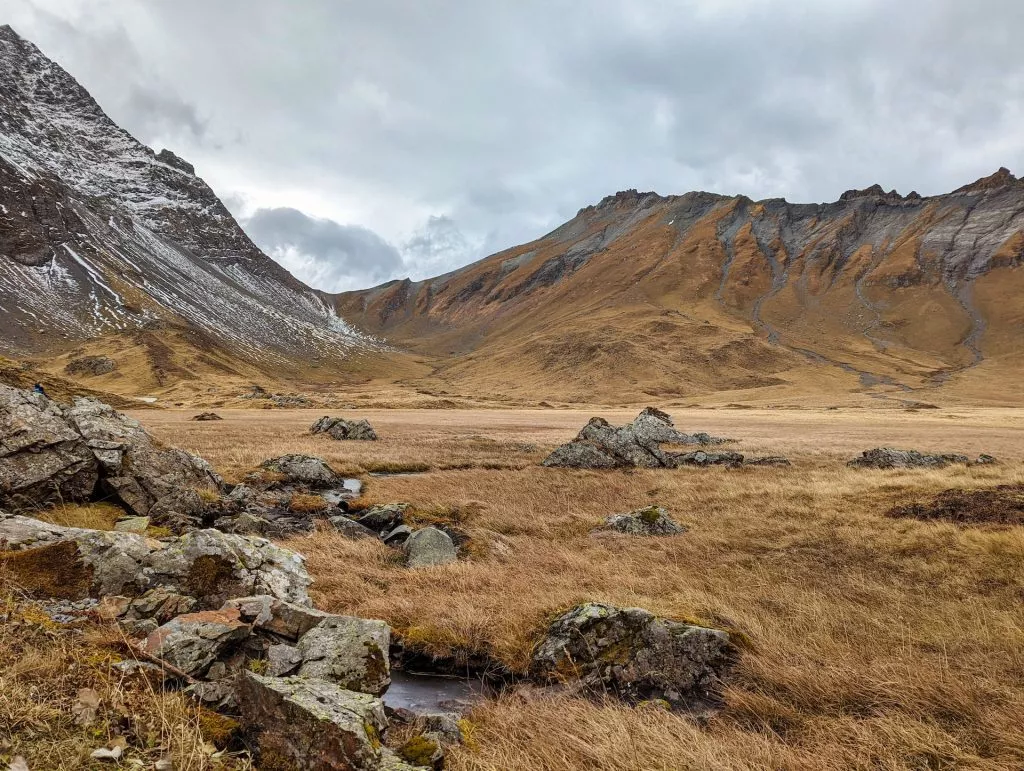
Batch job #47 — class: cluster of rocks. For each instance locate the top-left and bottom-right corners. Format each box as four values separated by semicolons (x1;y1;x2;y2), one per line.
191;411;223;421
542;407;787;469
597;505;687;536
334;502;459;568
848;448;997;469
311;415;379;441
64;354;116;376
0;384;221;519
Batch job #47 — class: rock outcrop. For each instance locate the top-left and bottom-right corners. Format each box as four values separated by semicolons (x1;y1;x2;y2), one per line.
191;412;223;421
0;512;311;606
847;448;980;469
247;454;342;489
0;385;221;516
311;416;379;441
297;616;392;695
598;506;686;536
542;408;734;469
140;607;252;677
530;603;734;710
64;355;116;376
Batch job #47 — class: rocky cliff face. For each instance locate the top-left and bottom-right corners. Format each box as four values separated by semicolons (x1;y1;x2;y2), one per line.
0;25;375;366
333;170;1024;402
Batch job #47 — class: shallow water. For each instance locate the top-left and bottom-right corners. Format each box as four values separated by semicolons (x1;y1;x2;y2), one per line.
383;670;485;714
322;478;362;505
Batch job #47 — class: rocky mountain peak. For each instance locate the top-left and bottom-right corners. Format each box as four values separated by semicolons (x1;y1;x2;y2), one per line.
953;167;1021;194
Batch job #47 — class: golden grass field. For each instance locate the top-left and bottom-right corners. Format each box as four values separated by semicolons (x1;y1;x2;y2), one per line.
104;406;1024;771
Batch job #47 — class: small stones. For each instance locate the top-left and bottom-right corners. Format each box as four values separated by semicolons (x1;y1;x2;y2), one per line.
599;506;686;536
311;415;379;441
404;527;458;568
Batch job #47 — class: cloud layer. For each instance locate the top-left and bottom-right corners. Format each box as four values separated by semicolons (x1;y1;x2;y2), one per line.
5;0;1024;292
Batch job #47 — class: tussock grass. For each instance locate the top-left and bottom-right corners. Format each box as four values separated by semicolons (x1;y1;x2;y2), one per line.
35;502;123;530
134;407;1024;769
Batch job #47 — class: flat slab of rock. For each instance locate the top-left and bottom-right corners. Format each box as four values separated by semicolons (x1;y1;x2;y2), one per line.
404;527;457;568
140;607;251;676
0;512;311;607
298;615;391;695
542;407;732;469
530;603;734;709
224;595;332;640
311;416;379;441
847;448;973;469
599;506;686;536
239;672;388;771
328;516;380;541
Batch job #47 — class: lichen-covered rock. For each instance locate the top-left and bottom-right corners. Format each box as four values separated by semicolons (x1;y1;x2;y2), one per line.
0;385;99;509
311;416;379;441
298;616;391;695
542;407;732;469
354;503;408;533
743;456;792;467
266;643;304;677
238;672;388;771
65;397;222;516
404;527;457;568
530;603;734;709
847;448;971;469
126;588;198;624
398;732;444;770
599;506;686;536
140;607;251;676
147;488;206;532
0;512;311;606
248;454;340;489
674;450;744;467
329;516;380;541
224;595;331;640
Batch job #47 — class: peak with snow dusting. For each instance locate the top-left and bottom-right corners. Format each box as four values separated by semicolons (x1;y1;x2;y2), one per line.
0;26;377;368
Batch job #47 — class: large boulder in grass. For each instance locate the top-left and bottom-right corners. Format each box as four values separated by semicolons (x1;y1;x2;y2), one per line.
0;511;311;607
65;397;222;517
598;506;687;536
238;672;389;771
297;615;391;695
847;448;972;469
403;527;457;568
530;603;734;709
247;454;341;489
311;416;379;441
0;385;99;510
542;407;733;469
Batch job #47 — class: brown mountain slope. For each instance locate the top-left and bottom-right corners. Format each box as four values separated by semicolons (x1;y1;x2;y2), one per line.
333;175;1024;405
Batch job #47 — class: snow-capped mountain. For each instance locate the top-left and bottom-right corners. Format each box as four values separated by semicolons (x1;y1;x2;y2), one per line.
0;24;374;366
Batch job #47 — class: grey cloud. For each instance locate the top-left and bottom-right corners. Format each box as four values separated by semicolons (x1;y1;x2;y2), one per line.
244;207;404;292
7;0;1024;291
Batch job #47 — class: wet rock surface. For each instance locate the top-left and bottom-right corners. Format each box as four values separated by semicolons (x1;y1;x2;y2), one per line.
542;407;733;469
311;415;379;441
530;602;734;710
847;448;983;469
598;505;687;536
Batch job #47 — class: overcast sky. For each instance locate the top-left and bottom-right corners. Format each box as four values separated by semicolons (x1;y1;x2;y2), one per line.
5;1;1024;292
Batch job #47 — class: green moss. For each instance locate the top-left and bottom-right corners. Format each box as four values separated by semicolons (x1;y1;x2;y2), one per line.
247;658;269;674
197;707;240;748
639;506;662;524
399;734;440;765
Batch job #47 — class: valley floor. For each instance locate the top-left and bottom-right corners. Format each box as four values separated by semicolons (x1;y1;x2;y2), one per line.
122;406;1024;770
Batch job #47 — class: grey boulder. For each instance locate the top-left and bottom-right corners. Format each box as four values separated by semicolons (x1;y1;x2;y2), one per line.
599;506;686;536
223;594;332;640
298;615;391;695
530;602;734;709
311;416;379;441
848;448;971;469
139;607;251;676
404;527;457;568
239;672;388;771
249;454;340;489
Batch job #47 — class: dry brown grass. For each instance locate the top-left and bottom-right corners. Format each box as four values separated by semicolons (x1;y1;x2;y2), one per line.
34;502;123;530
129;407;1024;769
0;586;249;770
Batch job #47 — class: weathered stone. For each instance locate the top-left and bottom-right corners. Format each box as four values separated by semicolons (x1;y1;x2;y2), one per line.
355;503;408;533
65;397;222;516
127;588;198;624
266;643;304;677
328;516;380;541
973;454;998;465
311;416;379;441
191;412;223;421
0;512;311;606
223;595;331;640
404;527;457;568
599;506;686;536
298;615;391;695
248;454;340;489
65;355;116;377
140;607;251;677
743;456;792;467
186;679;238;711
848;448;971;469
114;516;150;533
530;603;734;709
148;488;206;533
0;385;99;510
382;524;413;546
238;672;388;771
673;450;744;467
415;713;464;746
542;407;732;469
